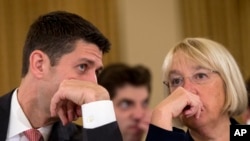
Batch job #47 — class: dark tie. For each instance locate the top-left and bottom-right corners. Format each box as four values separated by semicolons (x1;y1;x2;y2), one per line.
23;129;44;141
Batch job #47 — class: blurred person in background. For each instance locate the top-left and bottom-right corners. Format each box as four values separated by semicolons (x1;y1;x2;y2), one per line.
98;63;152;141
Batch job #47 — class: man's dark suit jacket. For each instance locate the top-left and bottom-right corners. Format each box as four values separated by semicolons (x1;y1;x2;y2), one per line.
0;90;123;141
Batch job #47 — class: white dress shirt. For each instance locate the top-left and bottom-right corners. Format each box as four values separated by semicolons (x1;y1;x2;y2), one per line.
6;89;52;141
6;89;116;141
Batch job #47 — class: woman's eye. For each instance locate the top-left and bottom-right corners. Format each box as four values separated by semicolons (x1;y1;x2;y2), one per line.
195;73;208;80
170;78;183;86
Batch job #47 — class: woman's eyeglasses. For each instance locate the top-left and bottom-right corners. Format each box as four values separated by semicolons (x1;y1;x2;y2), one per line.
163;69;218;89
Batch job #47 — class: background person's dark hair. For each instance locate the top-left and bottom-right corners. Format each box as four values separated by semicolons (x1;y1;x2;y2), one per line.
98;63;152;99
22;11;111;77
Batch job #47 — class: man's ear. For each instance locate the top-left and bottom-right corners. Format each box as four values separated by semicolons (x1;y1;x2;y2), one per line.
29;50;50;78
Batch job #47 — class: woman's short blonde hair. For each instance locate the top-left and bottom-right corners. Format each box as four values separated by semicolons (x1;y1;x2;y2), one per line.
162;37;247;116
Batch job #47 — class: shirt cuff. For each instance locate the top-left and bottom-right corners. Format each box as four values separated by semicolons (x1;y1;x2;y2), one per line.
82;100;116;129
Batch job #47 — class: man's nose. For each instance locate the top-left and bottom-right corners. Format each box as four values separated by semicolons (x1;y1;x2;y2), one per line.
132;106;145;119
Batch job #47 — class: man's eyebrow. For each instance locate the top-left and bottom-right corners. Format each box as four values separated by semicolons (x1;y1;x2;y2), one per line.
78;58;103;69
78;58;95;64
118;99;134;104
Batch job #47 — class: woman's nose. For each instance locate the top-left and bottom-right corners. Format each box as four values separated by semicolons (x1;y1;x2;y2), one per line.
182;77;196;94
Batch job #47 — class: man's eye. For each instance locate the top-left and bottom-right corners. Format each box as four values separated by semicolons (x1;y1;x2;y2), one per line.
119;101;130;109
96;69;102;76
142;101;149;108
78;64;87;72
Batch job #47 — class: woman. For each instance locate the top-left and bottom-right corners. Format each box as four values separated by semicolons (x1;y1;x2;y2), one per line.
146;38;247;141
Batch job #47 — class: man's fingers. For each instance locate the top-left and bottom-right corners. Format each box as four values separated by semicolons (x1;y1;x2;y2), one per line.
57;103;69;125
50;80;110;126
76;106;82;117
50;90;66;117
66;101;75;122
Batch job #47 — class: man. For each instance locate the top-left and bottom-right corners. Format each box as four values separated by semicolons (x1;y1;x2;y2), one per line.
98;63;152;141
0;11;122;141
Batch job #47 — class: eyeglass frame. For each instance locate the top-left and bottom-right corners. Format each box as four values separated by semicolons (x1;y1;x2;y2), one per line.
163;69;219;89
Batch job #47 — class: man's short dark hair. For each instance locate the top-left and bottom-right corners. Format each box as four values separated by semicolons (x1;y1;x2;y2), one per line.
98;63;151;99
22;11;110;77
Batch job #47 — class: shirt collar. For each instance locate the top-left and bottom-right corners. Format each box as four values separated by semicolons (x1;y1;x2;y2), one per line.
7;89;52;141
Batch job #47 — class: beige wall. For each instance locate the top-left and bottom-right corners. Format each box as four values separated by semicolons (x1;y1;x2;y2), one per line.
116;0;184;108
0;0;185;125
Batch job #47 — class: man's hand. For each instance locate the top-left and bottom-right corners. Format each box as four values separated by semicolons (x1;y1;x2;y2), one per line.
50;79;110;125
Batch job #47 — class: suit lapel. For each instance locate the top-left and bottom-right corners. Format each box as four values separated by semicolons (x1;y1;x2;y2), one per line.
0;90;84;141
0;90;15;140
48;121;83;141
